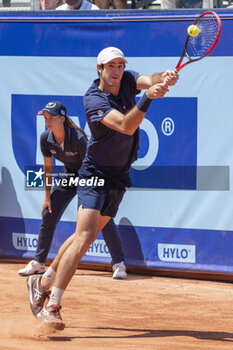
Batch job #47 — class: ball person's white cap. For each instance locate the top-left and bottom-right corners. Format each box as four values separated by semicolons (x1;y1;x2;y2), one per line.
97;47;128;65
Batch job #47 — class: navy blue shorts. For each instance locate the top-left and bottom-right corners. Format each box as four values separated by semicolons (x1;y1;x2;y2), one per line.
77;180;125;218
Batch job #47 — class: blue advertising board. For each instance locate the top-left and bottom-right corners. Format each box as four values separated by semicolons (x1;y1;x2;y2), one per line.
0;9;233;275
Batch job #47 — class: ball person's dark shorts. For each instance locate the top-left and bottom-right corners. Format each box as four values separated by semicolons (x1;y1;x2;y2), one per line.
77;179;125;218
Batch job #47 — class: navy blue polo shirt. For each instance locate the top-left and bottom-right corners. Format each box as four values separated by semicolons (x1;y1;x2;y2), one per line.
82;70;141;186
40;123;87;173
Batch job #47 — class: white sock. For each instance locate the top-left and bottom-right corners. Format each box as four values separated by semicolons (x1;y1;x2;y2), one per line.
41;266;56;290
47;286;64;307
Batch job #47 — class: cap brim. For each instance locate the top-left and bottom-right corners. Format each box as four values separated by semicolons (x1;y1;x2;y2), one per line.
37;108;59;116
100;57;128;65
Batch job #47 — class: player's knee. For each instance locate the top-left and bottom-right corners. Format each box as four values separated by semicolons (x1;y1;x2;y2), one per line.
76;230;96;249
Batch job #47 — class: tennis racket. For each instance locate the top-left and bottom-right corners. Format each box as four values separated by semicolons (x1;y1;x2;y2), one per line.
175;10;222;72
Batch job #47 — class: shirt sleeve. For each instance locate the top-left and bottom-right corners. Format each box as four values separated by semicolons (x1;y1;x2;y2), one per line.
40;132;52;158
84;93;114;124
126;70;141;95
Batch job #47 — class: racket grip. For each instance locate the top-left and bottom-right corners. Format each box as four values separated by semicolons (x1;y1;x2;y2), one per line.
174;66;182;73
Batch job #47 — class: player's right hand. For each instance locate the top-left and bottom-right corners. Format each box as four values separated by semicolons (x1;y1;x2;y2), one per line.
162;69;179;86
41;198;52;215
146;83;169;100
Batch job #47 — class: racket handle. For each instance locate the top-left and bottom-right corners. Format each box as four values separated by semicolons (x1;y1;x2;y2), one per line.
174;66;182;73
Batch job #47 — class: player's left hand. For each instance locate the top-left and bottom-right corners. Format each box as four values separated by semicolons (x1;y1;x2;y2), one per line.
162;70;179;86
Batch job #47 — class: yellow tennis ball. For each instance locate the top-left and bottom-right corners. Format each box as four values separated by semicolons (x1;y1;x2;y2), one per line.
188;25;199;37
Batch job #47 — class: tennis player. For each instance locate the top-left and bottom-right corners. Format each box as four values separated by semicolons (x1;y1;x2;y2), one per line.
21;101;127;280
27;47;178;330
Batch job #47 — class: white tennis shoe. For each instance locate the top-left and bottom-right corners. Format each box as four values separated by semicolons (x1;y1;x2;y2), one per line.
18;260;46;276
112;261;127;279
37;305;65;330
27;275;50;316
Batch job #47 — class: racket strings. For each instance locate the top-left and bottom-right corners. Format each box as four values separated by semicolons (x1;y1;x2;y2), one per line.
187;15;219;59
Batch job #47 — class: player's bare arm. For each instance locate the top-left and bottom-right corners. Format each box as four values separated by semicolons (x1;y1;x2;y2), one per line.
137;70;178;90
101;83;169;135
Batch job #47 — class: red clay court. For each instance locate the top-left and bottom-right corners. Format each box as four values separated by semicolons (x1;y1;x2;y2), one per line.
1;261;233;350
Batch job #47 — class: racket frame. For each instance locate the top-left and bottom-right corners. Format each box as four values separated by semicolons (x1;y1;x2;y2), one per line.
175;10;222;72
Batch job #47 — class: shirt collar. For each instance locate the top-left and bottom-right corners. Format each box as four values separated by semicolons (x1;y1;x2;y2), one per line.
94;78;113;97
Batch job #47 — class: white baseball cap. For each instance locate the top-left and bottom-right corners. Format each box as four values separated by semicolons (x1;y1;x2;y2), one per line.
97;47;128;65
